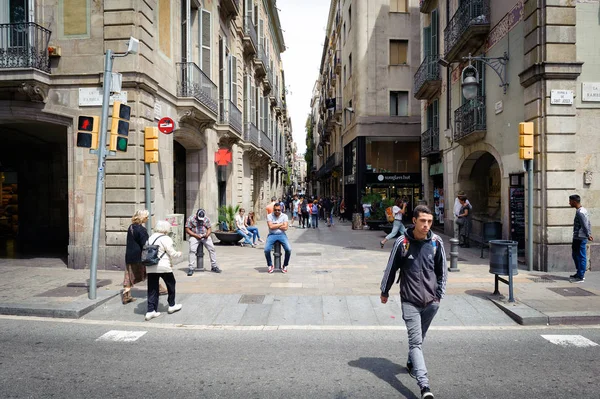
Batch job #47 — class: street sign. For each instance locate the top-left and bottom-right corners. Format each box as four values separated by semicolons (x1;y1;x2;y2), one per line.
158;117;175;134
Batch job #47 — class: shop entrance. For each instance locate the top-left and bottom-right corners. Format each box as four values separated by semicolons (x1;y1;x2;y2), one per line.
365;185;420;223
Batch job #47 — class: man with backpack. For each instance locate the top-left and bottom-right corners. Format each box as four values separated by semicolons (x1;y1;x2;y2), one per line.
185;209;222;276
380;205;447;399
300;197;310;229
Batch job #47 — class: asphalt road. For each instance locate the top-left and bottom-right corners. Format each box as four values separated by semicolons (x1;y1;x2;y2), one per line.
1;317;599;398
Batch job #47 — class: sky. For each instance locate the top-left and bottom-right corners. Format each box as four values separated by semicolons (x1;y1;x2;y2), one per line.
278;0;331;155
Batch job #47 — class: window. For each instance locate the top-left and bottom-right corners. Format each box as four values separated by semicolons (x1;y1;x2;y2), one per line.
343;22;346;43
199;8;212;75
343;65;347;85
390;91;408;116
389;40;408;65
366;138;420;173
427;100;439;130
348;53;352;76
390;0;407;13
348;5;351;30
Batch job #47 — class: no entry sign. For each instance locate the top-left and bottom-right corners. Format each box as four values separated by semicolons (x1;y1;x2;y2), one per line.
158;117;175;134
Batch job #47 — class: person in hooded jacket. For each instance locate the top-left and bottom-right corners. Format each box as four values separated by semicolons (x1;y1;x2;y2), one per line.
380;205;447;399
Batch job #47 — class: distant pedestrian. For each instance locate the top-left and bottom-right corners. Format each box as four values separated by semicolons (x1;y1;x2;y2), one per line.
264;203;292;274
339;198;346;221
310;199;320;228
266;196;277;216
145;220;183;321
569;194;593;283
380;205;447;399
185;208;222;276
300;197;310;228
235;208;255;248
453;191;470;239
291;194;300;227
457;197;472;248
380;198;407;248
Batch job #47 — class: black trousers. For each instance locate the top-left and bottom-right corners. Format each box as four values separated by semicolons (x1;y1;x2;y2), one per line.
301;211;309;227
147;272;176;312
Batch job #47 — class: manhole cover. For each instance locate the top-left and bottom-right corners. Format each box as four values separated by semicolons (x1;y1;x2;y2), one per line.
239;294;265;304
529;277;557;283
547;287;597;297
344;246;366;250
313;270;331;274
35;286;88;297
297;252;322;256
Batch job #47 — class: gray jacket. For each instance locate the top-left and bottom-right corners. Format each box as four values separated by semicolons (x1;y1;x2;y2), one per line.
573;206;592;240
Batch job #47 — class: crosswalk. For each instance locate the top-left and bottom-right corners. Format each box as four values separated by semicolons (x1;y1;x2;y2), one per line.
96;330;147;342
541;334;599;348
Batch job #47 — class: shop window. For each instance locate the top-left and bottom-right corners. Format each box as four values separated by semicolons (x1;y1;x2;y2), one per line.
365;138;420;173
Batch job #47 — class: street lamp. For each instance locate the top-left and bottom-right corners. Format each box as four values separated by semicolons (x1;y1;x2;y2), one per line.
461;64;479;101
460;52;510;97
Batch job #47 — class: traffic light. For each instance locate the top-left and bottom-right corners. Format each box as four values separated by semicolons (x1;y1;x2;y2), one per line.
109;101;131;152
144;127;159;163
519;122;534;160
76;115;99;149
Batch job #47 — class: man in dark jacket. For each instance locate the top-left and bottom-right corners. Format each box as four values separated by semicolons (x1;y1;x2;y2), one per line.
380;205;447;399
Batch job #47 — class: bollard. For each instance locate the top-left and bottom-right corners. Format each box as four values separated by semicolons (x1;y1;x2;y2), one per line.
448;238;460;272
196;247;205;271
274;241;282;270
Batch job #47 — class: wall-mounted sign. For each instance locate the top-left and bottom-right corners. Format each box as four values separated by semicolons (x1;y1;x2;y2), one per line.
158;117;175;134
344;174;356;184
495;100;503;114
365;173;421;184
79;88;127;106
582;82;600;102
550;90;574;105
214;148;232;166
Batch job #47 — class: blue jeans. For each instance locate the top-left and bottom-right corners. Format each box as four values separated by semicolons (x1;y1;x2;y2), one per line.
247;226;260;243
385;220;406;241
572;239;588;278
236;229;253;245
264;233;292;267
311;214;318;228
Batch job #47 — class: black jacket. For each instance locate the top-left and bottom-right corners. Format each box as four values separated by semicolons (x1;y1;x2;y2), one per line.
125;223;149;264
380;228;447;307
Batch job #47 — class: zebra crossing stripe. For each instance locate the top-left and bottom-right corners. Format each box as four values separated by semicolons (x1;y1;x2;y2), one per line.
96;330;147;342
541;335;599;348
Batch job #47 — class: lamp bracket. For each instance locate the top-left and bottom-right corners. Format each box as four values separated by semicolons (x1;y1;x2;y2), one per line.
463;52;510;94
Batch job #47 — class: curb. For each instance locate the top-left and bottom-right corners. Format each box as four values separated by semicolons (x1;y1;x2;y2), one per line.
489;296;549;326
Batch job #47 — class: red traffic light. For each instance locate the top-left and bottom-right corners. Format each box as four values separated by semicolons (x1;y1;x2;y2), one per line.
78;116;97;132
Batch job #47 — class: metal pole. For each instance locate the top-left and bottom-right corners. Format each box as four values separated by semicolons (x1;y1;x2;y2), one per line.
448;238;460;272
508;245;515;303
145;162;152;231
527;159;534;272
89;49;114;300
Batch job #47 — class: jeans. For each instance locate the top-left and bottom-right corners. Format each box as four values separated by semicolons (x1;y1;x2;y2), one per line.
311;214;318;228
402;300;440;389
572;238;588;278
247;226;260;243
385;220;406;241
264;233;292;267
236;229;253;245
188;236;218;270
147;272;176;312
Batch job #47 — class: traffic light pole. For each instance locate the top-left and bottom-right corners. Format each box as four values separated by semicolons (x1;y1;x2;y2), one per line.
527;159;533;272
145;163;152;231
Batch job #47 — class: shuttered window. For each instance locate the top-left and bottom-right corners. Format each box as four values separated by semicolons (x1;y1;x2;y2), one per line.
390;91;409;116
230;56;238;105
200;9;211;76
390;0;407;13
389;40;408;65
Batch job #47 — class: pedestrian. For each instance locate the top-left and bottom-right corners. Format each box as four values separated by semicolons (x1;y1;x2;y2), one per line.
279;198;286;213
453;191;470;239
185;208;222;276
310;199;320;228
245;210;264;244
323;196;333;227
457;196;472;248
329;196;336;226
301;197;310;228
291;194;300;227
339;198;346;221
380;205;447;399
380;198;407;248
145;220;183;321
569;194;593;283
235;208;255;248
266;196;277;216
123;209;167;304
264;202;292;274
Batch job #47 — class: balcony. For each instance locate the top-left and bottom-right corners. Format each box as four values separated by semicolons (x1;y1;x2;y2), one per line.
260;130;273;156
334;50;341;73
220;0;240;18
454;96;486;144
335;97;342;115
263;65;272;93
414;55;441;100
244;123;260;148
421;127;440;156
419;0;436;13
176;62;218;116
444;0;490;63
0;23;51;72
243;17;257;56
254;44;267;76
218;99;243;135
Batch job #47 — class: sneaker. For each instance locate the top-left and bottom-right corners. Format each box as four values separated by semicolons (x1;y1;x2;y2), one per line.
211;266;222;273
168;304;182;314
282;266;288;274
571;276;585;283
421;387;434;399
144;311;161;321
258;239;265;243
406;362;416;379
268;265;275;274
569;273;579;279
187;269;194;276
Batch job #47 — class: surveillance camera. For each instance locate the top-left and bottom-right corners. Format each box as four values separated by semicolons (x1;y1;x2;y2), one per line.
127;37;139;54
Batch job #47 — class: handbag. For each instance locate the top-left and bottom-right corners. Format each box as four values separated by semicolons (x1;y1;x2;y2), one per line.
141;235;166;266
456;217;465;226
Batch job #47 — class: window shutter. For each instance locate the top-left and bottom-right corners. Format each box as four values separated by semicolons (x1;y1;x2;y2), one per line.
259;19;264;52
398;41;407;64
251;82;256;125
423;27;431;57
246;0;253;20
390;41;398;65
433;100;439;129
200;9;212;76
390;92;397;116
244;73;250;123
431;9;439;56
231;56;238;105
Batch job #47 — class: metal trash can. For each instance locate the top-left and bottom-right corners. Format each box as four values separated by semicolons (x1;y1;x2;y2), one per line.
489;240;518;276
352;213;362;230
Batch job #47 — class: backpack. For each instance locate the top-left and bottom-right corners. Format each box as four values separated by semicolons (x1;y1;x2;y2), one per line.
385;207;395;223
141;235;166;266
302;202;309;213
312;204;318;213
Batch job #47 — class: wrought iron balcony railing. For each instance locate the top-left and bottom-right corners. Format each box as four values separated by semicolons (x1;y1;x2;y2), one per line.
421;127;440;156
177;62;218;114
414;54;441;100
0;23;51;72
454;96;486;141
260;130;273;156
244;122;260;147
444;0;490;62
219;99;242;134
244;17;258;49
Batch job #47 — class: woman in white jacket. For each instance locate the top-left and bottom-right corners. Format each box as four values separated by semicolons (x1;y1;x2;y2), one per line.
145;220;183;321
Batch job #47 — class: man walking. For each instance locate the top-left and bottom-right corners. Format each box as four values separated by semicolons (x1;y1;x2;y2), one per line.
185;209;222;276
569;194;593;283
291;194;300;227
264;203;292;274
380;205;447;399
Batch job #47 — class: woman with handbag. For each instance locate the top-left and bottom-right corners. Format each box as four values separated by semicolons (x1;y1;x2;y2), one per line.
123;210;167;304
145;220;183;321
457;197;472;248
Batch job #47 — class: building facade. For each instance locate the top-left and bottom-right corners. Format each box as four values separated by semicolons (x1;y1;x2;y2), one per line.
417;0;598;271
0;0;294;269
311;0;422;215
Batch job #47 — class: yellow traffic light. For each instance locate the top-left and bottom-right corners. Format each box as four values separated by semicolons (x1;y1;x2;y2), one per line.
76;115;99;149
144;127;159;163
109;101;131;152
519;122;534;160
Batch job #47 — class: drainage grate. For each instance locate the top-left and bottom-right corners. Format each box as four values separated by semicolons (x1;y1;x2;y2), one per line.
547;287;597;297
529;277;557;283
344;246;366;250
239;294;265;304
297;252;322;256
313;270;332;274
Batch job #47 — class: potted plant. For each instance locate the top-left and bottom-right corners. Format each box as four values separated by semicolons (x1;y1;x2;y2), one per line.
360;193;385;230
213;205;243;245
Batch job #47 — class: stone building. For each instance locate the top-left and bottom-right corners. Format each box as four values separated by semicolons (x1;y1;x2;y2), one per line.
310;0;422;215
417;0;598;271
0;0;293;269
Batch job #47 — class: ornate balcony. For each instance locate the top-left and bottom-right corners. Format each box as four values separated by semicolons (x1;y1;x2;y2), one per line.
421;127;440;156
243;17;257;56
454;96;486;144
334;50;341;73
254;44;267;77
260;130;273;156
414;55;441;100
0;23;51;72
419;0;436;13
176;62;218;117
444;0;490;63
218;99;243;135
244;122;260;148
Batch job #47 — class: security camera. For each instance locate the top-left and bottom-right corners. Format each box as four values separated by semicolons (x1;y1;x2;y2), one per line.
126;37;139;54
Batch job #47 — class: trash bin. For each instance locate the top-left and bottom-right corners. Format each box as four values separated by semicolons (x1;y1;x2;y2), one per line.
352;213;362;230
489;240;518;276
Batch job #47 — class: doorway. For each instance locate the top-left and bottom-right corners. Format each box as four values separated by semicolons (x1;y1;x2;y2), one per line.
173;141;187;218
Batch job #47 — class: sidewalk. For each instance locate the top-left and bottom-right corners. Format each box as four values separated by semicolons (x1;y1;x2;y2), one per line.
0;217;598;326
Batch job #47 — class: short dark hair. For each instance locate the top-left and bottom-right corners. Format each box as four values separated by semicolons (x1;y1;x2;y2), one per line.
413;205;433;218
569;194;581;203
273;203;282;209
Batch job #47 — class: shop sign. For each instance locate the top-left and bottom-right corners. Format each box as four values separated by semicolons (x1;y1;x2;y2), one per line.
429;163;443;176
366;173;420;184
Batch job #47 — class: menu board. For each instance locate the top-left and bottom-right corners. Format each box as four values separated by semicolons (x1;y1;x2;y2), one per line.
509;187;525;250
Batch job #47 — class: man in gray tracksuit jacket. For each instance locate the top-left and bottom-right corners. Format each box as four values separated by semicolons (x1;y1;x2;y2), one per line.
380;205;447;399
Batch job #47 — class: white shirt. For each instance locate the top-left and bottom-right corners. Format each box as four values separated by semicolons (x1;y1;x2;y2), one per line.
267;212;288;235
392;205;403;221
454;197;470;217
235;214;248;234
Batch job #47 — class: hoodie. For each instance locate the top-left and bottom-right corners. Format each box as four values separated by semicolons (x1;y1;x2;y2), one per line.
380;227;447;307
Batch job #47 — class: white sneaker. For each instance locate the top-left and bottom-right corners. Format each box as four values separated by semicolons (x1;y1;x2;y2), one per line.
145;311;161;321
168;304;183;314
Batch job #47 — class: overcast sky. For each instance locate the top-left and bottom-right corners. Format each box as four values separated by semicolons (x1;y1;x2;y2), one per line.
278;0;331;155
